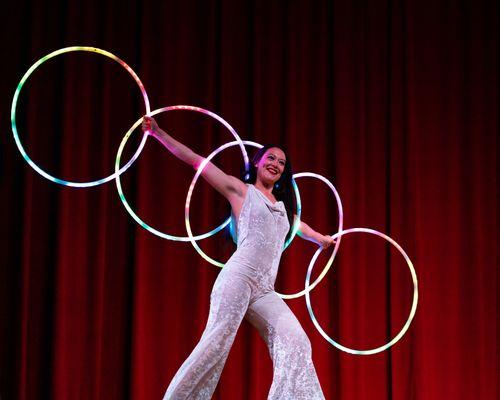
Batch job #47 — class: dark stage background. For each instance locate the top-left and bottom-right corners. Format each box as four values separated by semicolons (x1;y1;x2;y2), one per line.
0;1;496;399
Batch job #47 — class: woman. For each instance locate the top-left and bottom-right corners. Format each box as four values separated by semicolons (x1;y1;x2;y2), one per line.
142;116;333;400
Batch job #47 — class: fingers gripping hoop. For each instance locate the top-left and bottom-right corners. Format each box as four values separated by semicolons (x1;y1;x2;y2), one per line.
11;46;151;187
114;106;250;241
304;228;419;355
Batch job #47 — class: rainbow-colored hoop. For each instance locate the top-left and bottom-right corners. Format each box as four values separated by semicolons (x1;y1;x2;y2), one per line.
305;228;419;355
11;46;151;187
114;106;249;241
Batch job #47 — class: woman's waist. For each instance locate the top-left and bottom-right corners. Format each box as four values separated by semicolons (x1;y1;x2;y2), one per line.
224;252;279;279
229;247;282;266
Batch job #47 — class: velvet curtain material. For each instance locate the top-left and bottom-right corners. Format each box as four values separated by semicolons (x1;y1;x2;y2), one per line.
0;1;496;399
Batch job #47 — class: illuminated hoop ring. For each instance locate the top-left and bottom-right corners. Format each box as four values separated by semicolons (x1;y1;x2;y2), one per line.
305;228;418;355
115;106;250;241
11;46;151;188
184;140;301;268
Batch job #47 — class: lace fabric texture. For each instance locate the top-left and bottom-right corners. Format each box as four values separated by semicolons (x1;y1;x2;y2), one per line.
164;184;325;400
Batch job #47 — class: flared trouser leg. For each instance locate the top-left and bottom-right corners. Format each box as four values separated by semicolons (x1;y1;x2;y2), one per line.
163;272;252;400
246;291;325;400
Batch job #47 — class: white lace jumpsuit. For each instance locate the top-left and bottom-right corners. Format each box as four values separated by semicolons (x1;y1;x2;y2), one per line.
164;184;325;399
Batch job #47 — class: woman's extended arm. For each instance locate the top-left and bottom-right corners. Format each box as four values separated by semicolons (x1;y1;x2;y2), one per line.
296;217;336;249
142;116;246;199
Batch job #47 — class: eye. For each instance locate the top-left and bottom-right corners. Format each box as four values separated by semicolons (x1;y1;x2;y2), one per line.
279;160;285;166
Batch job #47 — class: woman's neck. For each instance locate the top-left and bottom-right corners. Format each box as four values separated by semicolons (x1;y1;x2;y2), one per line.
254;180;273;194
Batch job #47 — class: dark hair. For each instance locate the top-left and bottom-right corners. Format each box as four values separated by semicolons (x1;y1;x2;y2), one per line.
242;144;296;240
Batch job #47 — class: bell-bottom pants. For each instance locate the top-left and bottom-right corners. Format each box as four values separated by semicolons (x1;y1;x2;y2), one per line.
163;269;325;400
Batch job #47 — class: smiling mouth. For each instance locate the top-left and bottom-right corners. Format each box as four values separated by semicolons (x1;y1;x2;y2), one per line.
267;167;279;175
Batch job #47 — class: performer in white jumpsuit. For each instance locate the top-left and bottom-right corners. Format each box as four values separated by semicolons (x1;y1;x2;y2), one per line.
142;117;334;400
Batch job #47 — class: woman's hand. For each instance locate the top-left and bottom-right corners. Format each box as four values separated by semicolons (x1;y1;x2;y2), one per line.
319;235;337;249
142;116;159;135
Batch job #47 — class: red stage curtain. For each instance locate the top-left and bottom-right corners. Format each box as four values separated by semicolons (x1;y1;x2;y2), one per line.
0;0;496;399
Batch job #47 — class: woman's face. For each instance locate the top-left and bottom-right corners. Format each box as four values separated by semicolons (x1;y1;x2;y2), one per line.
254;147;287;184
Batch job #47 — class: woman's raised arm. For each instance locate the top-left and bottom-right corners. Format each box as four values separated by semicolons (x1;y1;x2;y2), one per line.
142;116;246;200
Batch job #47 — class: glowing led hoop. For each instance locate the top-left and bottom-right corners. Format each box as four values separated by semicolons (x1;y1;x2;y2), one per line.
184;140;302;269
305;228;418;355
11;46;151;187
278;172;344;300
115;106;249;241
